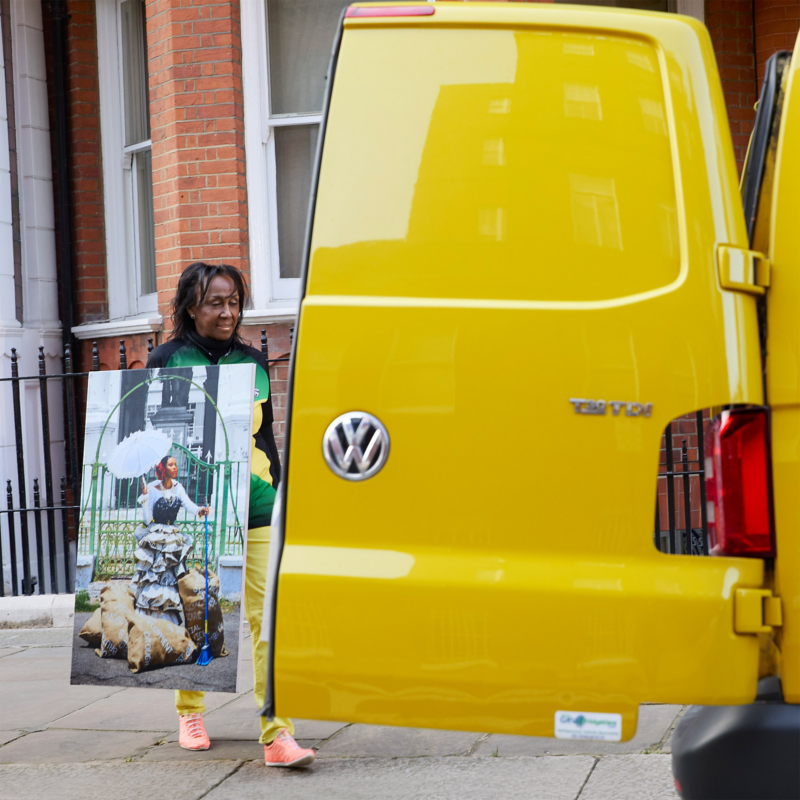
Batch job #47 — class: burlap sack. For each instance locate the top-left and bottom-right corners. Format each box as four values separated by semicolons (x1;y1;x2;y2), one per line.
79;608;102;647
127;614;197;673
178;568;227;657
95;582;136;659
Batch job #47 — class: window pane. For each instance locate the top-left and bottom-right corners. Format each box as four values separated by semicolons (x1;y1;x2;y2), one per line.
275;124;318;279
266;0;349;115
136;149;156;295
121;0;150;145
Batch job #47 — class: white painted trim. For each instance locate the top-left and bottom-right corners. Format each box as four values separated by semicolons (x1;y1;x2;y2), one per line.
0;20;16;328
242;0;317;303
71;315;163;339
10;0;60;330
243;305;299;325
269;114;323;126
123;138;151;154
241;0;273;308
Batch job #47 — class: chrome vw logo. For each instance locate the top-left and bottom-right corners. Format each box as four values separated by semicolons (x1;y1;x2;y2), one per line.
322;411;390;481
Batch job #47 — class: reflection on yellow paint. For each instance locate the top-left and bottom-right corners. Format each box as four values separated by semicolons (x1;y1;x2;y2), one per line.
379;328;457;415
659;204;678;259
488;98;511;114
429;608;490;667
564;83;603;120
282;545;415;580
569;173;623;250
311;28;680;303
483;138;506;165
479;207;506;241
640;98;667;135
626;50;654;71
564;42;595;56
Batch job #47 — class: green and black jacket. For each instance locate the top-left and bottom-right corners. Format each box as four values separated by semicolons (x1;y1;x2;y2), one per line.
147;332;280;529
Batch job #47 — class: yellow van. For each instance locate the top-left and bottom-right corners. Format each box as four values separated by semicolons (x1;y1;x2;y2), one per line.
261;4;799;798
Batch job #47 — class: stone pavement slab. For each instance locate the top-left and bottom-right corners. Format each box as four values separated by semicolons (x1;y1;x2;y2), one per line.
0;761;242;800
204;755;596;800
0;627;71;648
0;645;71;682
0;732;23;747
293;719;350;740
141;740;266;762
165;692;260;742
660;707;687;754
315;724;482;758
580;754;678;799
49;687;236;732
473;704;682;757
0;681;120;731
0;647;23;660
0;729;162;763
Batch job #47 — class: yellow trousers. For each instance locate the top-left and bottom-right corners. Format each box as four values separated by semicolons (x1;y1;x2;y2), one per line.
175;525;294;744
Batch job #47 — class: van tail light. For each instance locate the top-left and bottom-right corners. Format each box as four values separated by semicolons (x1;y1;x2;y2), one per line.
704;408;775;558
346;5;435;17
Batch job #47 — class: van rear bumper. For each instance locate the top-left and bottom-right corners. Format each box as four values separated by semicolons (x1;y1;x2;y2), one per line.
671;681;800;800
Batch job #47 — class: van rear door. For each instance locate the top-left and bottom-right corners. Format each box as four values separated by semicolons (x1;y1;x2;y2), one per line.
744;42;800;705
268;3;766;741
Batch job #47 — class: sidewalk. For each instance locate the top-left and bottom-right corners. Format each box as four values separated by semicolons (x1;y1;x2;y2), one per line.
0;625;681;800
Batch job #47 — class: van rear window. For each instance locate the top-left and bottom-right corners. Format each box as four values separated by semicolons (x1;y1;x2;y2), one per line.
309;26;680;303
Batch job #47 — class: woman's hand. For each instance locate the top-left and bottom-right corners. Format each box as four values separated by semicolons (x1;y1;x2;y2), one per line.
199;506;211;518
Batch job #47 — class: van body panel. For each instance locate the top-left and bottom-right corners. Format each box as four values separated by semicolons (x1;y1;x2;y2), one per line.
766;40;800;704
274;4;766;739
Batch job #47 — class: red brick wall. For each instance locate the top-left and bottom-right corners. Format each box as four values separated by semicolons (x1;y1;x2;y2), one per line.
706;0;758;169
708;0;800;173
657;411;712;540
80;334;157;372
755;0;800;81
67;2;107;324
145;0;249;332
240;322;292;450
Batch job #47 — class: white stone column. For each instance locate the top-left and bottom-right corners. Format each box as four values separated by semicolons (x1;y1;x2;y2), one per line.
1;1;66;595
0;4;21;594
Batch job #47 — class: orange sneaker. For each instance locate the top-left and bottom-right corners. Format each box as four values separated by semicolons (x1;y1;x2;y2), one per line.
263;728;315;767
178;713;210;751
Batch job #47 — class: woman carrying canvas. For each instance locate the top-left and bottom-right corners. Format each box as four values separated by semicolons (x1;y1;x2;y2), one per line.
132;455;209;626
146;262;314;769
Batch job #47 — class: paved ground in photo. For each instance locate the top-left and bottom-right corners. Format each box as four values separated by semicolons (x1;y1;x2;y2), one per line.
69;610;241;691
0;626;681;799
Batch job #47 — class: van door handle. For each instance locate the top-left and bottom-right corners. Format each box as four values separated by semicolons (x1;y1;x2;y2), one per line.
734;588;783;634
717;245;771;295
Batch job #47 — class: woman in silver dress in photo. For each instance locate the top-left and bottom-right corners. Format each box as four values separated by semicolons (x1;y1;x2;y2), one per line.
133;455;209;625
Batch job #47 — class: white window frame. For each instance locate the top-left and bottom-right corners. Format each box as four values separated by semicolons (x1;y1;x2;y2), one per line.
96;0;157;322
241;0;319;316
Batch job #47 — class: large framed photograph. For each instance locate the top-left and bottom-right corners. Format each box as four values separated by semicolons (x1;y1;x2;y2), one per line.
70;364;255;693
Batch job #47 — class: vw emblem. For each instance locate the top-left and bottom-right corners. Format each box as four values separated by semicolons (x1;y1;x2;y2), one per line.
322;411;390;481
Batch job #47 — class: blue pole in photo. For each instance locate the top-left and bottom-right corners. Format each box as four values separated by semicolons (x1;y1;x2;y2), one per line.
198;511;213;666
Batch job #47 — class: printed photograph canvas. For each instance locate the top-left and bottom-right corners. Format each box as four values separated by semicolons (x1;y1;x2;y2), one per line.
70;364;255;693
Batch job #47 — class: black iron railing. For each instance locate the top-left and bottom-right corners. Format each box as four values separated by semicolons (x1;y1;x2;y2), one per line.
654;410;709;556
1;329;291;596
